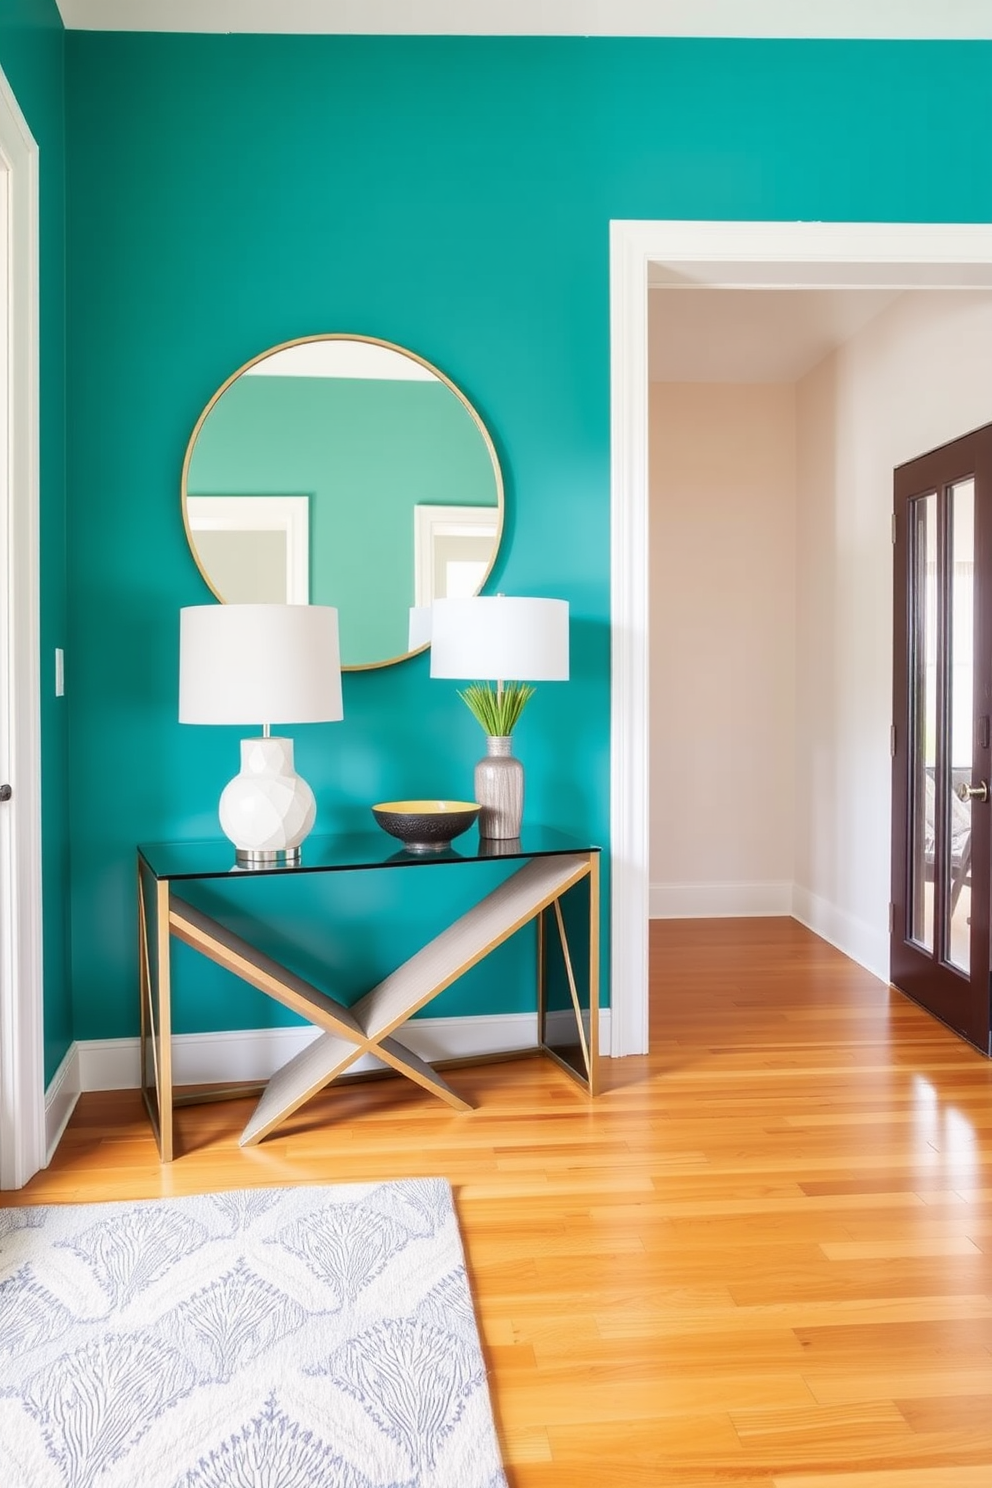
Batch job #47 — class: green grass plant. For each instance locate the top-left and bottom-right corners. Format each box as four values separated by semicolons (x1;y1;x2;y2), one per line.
458;681;535;736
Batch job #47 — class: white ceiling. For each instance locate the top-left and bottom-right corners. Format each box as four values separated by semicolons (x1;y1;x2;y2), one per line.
648;287;904;384
51;0;992;35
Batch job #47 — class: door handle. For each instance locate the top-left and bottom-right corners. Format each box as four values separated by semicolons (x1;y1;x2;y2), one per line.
956;779;989;803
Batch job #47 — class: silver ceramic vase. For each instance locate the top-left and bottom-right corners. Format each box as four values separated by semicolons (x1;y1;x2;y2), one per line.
474;735;523;839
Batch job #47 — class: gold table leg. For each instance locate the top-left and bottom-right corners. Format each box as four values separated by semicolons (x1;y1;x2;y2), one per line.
538;850;599;1095
138;861;173;1162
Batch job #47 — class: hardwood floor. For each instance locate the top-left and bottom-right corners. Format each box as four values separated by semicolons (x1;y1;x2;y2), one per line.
10;917;992;1485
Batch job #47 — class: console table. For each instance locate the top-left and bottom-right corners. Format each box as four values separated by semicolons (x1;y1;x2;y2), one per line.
137;827;601;1161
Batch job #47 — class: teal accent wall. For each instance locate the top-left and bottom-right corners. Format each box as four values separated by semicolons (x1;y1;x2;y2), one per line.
63;34;992;1043
0;1;70;1084
188;374;498;665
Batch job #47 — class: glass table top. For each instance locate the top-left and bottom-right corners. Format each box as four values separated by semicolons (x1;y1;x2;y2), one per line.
138;825;600;882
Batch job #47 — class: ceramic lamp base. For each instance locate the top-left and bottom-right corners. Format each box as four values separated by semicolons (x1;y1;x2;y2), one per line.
219;736;316;863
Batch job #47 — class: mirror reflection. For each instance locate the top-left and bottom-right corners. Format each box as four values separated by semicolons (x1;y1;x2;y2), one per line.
182;335;504;670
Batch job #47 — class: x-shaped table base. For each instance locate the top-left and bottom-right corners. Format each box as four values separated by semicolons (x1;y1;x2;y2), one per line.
139;850;598;1160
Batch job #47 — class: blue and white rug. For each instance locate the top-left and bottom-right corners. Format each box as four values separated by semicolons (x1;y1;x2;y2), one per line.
0;1179;508;1488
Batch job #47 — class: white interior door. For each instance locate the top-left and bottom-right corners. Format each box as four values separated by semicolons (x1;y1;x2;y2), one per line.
0;63;44;1191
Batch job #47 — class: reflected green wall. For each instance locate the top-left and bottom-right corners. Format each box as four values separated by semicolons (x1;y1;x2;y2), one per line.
188;374;498;665
63;34;992;1043
0;0;70;1084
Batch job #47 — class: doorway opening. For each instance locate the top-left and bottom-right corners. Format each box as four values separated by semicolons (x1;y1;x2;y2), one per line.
609;221;992;1059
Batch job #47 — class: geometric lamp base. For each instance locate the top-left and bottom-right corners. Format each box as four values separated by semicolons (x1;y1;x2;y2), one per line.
218;735;315;868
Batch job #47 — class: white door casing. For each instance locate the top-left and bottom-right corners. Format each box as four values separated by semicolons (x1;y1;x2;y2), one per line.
609;219;992;1058
185;494;311;604
0;63;44;1190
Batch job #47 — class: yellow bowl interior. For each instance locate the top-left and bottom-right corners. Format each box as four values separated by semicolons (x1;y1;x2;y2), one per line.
373;800;479;815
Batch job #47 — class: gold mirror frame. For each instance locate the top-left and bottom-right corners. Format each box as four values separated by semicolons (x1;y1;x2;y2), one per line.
181;333;505;671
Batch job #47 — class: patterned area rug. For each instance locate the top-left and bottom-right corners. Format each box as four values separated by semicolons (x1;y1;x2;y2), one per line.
0;1179;508;1488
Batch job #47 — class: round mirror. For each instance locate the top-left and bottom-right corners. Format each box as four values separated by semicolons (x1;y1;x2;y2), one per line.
181;335;504;670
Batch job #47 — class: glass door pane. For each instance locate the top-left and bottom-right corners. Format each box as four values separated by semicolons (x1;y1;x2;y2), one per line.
946;478;975;973
908;492;938;952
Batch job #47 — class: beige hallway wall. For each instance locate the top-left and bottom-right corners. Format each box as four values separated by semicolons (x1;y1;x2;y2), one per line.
794;289;992;975
649;380;796;916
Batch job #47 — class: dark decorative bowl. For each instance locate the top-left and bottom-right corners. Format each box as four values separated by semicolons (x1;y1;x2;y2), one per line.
371;800;480;853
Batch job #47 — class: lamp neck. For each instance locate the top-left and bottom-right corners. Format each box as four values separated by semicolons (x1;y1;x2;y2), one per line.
262;723;271;739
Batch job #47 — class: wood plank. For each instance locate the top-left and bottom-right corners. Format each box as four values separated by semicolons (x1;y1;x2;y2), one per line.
774;1469;992;1488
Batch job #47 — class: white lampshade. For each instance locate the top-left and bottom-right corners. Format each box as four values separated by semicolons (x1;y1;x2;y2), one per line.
429;596;569;681
180;603;343;727
179;604;344;866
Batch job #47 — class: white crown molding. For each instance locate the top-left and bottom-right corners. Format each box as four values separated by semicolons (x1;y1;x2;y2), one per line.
52;0;992;37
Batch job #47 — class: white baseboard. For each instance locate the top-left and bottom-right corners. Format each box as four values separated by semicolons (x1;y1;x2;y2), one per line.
791;884;888;982
650;880;793;919
71;1009;613;1094
44;1043;81;1162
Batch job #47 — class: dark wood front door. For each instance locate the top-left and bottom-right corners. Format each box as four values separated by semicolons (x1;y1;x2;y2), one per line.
891;424;992;1054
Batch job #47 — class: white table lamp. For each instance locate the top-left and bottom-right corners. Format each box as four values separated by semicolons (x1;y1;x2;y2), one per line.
180;603;343;866
407;604;433;652
430;595;569;838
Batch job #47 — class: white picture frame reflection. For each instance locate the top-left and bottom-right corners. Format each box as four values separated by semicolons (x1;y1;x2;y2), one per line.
186;495;310;605
414;503;500;606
